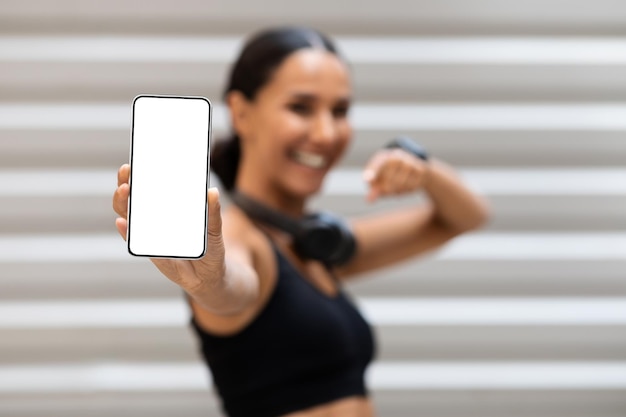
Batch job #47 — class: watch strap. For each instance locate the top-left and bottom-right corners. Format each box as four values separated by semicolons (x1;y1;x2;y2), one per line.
384;136;429;161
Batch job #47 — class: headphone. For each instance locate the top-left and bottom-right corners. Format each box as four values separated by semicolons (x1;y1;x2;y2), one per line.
229;190;357;266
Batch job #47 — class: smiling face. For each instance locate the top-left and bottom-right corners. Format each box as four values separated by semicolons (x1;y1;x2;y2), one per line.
231;48;353;213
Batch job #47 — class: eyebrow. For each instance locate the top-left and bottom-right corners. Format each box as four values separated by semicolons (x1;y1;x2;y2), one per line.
288;92;352;104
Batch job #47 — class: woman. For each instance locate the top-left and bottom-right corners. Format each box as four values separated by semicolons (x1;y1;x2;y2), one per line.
112;26;490;417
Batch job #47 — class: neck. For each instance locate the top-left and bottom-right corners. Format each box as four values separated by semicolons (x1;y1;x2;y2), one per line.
234;168;306;218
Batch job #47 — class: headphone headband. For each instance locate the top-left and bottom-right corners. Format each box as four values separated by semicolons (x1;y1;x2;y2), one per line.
229;191;302;235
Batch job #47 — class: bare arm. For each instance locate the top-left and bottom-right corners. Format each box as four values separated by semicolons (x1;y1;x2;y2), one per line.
336;151;491;279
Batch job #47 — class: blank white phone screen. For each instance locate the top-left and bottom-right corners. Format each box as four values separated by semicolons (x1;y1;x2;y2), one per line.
128;95;211;258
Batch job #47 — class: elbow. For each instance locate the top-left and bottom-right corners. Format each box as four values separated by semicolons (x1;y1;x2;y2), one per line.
463;197;493;233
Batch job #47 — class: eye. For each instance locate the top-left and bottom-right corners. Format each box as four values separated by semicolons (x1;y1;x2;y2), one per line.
288;102;312;115
332;105;349;118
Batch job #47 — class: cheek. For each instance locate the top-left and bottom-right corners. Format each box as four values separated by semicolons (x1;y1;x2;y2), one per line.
281;112;309;135
266;111;308;142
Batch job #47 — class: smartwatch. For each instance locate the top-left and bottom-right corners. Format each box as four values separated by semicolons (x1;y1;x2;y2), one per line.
385;136;429;161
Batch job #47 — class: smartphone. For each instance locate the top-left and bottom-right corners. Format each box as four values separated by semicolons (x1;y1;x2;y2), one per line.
127;95;212;258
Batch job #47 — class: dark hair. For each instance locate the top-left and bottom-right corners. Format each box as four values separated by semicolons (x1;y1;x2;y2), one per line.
211;26;342;191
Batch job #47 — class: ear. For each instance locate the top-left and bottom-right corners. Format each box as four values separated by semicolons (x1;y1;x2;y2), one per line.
226;91;253;139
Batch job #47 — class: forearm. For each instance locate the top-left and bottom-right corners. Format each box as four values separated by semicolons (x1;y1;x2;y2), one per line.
422;158;491;232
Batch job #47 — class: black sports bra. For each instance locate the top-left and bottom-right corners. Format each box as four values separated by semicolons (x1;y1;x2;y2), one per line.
190;244;376;417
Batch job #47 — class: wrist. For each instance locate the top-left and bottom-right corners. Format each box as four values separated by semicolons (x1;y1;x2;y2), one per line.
185;261;226;296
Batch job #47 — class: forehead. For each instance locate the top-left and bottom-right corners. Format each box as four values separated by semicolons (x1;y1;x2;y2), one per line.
262;49;351;97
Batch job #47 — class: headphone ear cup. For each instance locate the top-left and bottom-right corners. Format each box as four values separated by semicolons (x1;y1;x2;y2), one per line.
294;213;357;266
293;216;342;263
329;222;357;266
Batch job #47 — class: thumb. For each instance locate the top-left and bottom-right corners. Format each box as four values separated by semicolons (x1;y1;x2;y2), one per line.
363;164;382;203
207;187;223;243
366;186;380;203
362;151;386;201
115;217;128;240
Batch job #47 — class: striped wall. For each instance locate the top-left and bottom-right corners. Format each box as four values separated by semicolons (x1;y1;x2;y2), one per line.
1;1;625;416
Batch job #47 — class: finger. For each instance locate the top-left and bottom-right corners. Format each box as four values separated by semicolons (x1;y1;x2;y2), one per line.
366;184;381;203
207;187;223;244
403;175;423;193
394;162;415;193
362;151;387;184
112;183;130;218
364;151;396;202
376;159;403;195
115;217;127;240
366;155;397;202
117;164;130;187
403;159;429;192
362;169;376;183
404;162;428;192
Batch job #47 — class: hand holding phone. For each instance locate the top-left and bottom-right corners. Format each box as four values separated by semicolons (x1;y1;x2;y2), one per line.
113;96;232;299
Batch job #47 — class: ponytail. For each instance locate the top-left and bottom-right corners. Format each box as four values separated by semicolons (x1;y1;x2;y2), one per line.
210;134;241;191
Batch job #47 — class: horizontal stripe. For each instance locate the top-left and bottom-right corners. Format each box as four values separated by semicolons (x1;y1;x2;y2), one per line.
3;36;626;64
3;103;626;130
3;168;626;197
6;232;626;262
324;169;626;196
368;362;626;390
358;298;626;325
1;233;626;262
0;298;625;328
1;361;625;392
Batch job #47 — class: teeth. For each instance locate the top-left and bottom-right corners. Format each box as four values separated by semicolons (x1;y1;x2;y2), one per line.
292;151;327;168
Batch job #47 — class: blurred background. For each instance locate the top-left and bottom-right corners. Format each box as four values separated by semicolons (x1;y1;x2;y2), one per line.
1;0;626;416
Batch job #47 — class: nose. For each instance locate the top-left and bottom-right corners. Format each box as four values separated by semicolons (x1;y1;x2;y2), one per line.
310;111;336;145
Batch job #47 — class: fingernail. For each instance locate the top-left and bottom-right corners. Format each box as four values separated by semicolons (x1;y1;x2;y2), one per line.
363;170;375;182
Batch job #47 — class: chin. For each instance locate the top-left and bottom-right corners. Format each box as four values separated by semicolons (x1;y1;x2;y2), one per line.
279;160;333;200
285;177;326;200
